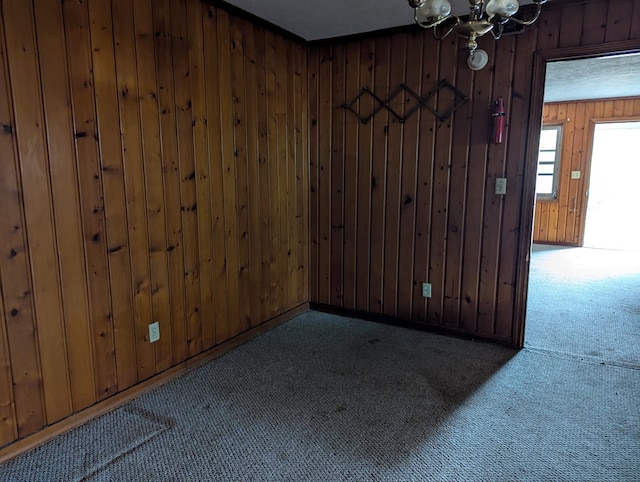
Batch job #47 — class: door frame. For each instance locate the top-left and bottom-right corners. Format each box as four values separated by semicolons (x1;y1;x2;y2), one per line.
513;40;640;348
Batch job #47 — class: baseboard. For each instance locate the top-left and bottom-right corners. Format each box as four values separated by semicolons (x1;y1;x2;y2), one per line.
0;303;309;464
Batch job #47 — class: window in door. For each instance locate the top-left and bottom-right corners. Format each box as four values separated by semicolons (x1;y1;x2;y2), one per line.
536;125;562;199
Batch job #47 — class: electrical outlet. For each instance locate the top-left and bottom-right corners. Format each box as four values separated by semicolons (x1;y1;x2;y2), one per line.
149;322;160;343
422;282;432;298
495;177;507;195
571;170;581;179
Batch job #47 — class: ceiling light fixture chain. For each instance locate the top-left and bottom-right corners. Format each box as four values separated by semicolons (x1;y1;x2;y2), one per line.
407;0;548;70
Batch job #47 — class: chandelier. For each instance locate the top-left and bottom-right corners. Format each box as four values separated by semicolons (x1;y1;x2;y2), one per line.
407;0;548;70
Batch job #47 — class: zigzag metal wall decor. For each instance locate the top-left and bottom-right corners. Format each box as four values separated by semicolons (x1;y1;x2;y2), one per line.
341;80;468;124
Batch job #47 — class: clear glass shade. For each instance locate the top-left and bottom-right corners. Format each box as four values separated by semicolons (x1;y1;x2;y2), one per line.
485;0;520;18
417;0;452;19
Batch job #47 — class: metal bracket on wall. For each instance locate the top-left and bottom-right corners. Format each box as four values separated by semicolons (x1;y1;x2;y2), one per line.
341;80;468;124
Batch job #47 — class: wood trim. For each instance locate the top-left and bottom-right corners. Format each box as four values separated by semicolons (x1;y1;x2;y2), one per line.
513;39;640;348
0;303;309;463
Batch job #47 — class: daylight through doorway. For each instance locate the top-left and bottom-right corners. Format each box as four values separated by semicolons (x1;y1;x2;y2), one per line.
583;121;640;251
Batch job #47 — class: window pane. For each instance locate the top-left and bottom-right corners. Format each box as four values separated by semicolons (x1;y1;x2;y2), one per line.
537;163;555;175
539;128;558;150
536;175;554;195
538;151;556;165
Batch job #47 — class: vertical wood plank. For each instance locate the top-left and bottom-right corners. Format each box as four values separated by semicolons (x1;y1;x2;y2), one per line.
33;0;96;411
411;31;439;323
275;35;291;313
286;40;298;310
631;0;640;38
427;34;458;327
4;0;72;423
133;0;173;371
113;0;155;380
218;10;241;336
308;48;319;304
369;37;390;313
87;0;137;392
0;11;45;435
442;43;473;329
202;4;229;344
186;0;214;349
316;45;332;305
477;37;514;336
170;0;201;355
330;44;345;307
342;41;360;310
152;0;187;363
229;15;252;332
0;290;17;445
241;20;265;326
558;3;585;48
581;1;608;46
295;44;308;306
536;6;562;50
605;0;633;42
459;39;493;333
355;38;374;312
382;34;406;317
300;44;310;306
253;25;273;319
396;32;424;322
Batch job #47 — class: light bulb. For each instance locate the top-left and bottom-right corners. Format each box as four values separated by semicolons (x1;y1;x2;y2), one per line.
417;0;452;19
485;0;519;18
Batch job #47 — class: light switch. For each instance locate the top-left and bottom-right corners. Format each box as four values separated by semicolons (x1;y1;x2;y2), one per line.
571;170;581;179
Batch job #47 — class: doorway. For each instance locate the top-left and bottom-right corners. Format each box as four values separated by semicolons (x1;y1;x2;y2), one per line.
523;52;640;360
583;121;640;251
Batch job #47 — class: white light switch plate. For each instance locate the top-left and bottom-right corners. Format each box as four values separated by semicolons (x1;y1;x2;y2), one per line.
495;177;507;195
571;170;581;179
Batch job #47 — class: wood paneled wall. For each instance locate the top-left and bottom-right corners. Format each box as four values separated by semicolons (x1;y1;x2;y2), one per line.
534;97;640;245
0;0;307;449
308;0;640;343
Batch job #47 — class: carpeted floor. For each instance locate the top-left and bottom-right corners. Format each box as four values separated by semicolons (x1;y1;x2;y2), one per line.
1;307;639;481
526;244;640;368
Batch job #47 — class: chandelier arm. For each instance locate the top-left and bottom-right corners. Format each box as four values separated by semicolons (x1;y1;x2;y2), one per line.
490;22;503;40
497;1;546;26
433;22;456;41
413;10;457;30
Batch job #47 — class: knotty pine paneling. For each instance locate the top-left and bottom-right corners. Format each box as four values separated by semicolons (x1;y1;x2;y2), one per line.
0;0;307;450
309;0;640;342
533;97;640;245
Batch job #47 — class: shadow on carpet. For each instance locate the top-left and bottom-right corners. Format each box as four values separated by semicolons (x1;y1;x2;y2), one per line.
1;311;638;481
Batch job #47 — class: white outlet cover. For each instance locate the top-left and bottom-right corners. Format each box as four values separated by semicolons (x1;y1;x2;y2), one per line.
571;170;581;179
495;177;507;195
422;282;432;298
149;322;160;343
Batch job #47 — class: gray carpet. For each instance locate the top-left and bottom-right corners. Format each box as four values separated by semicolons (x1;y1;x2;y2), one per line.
1;310;638;481
526;244;640;368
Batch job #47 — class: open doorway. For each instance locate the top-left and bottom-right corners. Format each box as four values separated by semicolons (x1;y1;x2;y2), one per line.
583;121;640;251
524;53;640;365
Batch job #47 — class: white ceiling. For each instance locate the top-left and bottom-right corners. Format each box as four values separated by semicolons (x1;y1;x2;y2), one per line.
221;0;537;41
544;54;640;103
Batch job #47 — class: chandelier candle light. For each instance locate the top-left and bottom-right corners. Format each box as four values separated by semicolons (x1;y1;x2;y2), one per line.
407;0;548;70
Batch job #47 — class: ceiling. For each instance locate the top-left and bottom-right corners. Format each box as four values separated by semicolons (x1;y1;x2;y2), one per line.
544;54;640;102
221;0;538;41
219;0;640;103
